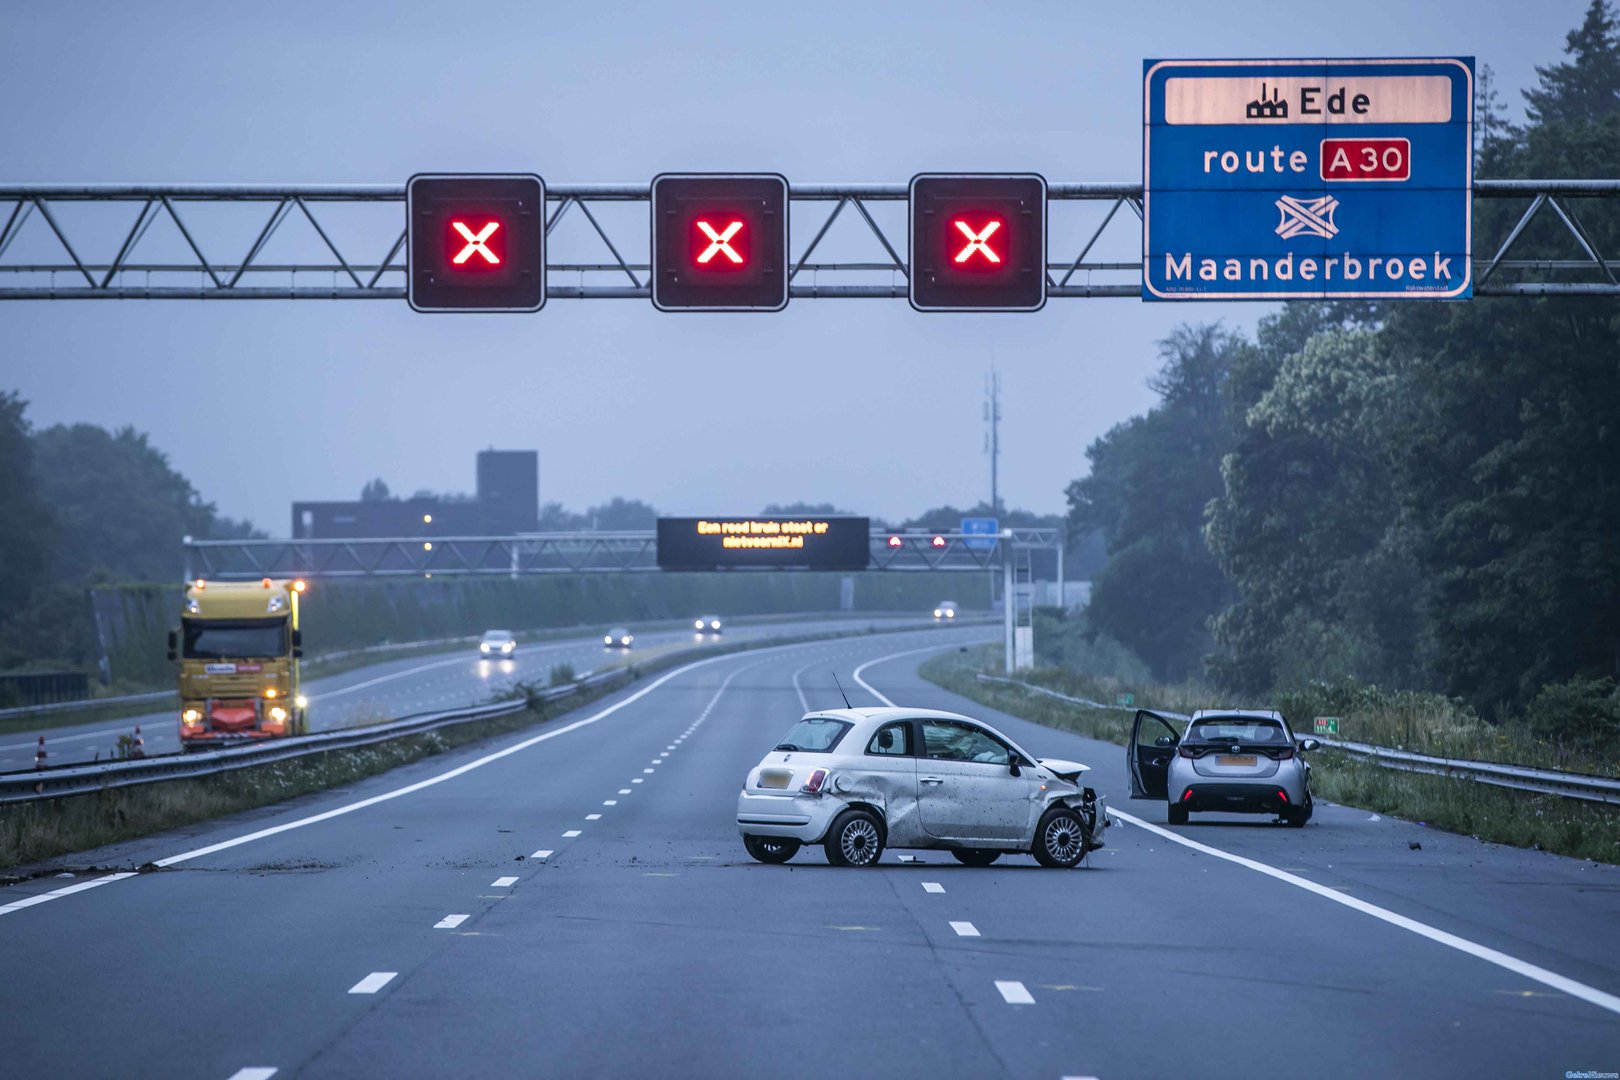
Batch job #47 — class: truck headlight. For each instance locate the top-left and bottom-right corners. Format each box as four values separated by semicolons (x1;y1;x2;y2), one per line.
269;706;288;722
182;708;201;724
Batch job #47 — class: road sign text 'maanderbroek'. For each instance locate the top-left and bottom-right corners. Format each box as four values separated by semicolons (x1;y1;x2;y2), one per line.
656;516;871;571
1142;58;1474;300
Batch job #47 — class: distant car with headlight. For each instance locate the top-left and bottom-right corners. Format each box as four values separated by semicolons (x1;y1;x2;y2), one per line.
737;707;1109;867
693;615;723;634
933;601;959;621
1128;708;1318;827
478;629;517;659
604;626;633;649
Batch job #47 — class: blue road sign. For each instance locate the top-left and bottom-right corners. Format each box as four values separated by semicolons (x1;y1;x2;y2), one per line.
1143;58;1473;301
961;516;1000;552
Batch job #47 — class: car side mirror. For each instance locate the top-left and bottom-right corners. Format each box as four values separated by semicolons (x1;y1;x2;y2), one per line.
1009;760;1022;777
166;630;178;662
1154;735;1175;748
1299;738;1321;752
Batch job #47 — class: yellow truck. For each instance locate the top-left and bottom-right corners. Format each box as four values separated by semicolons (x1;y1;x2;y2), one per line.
168;577;308;749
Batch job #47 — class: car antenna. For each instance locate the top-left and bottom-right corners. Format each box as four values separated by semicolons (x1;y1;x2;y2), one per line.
829;671;853;709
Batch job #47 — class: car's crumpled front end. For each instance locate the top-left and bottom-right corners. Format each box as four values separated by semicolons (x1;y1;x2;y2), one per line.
1037;757;1110;851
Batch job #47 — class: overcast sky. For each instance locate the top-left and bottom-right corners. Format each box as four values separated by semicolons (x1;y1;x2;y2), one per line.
0;0;1581;533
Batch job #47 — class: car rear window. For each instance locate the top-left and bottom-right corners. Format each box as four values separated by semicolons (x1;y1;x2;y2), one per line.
773;717;852;753
1189;718;1287;744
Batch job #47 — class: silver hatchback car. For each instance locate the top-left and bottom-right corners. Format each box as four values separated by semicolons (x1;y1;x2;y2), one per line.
737;707;1110;868
1128;708;1319;827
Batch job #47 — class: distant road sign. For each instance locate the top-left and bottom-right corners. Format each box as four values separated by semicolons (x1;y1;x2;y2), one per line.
1314;716;1341;735
650;173;789;312
960;516;1000;552
1142;58;1473;301
909;174;1047;311
1116;693;1135;707
656;516;869;571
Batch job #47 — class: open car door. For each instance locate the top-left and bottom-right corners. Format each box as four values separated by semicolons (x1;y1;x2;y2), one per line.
1127;709;1184;799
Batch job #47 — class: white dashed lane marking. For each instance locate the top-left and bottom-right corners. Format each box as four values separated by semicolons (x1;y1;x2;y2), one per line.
603;800;617;806
996;980;1034;1005
563;830;582;838
434;914;469;929
922;882;945;894
491;877;518;888
348;972;397;995
950;921;980;938
531;850;553;861
227;1069;278;1080
643;768;655;774
618;788;631;794
586;814;602;821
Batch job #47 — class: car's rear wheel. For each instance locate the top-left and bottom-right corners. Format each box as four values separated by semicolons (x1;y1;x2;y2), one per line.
824;808;885;867
1032;807;1088;869
743;835;800;864
1282;795;1312;828
1167;803;1189;826
951;848;1001;867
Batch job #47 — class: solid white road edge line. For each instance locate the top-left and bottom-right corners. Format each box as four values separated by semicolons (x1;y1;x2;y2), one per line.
1110;807;1620;1019
0;631;947;920
858;640;1620;1021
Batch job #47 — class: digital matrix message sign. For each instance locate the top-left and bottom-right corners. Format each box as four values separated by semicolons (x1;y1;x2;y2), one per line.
650;173;790;311
656;516;871;571
909;173;1048;311
407;173;546;312
1142;58;1473;300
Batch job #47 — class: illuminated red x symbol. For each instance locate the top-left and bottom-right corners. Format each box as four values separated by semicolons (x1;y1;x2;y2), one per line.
696;219;745;264
953;219;1002;264
451;220;501;265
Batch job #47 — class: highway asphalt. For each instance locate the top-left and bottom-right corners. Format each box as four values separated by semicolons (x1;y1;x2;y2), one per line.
0;615;923;771
2;626;1618;1079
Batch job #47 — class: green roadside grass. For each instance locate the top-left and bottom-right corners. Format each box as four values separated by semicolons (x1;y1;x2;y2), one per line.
921;647;1620;866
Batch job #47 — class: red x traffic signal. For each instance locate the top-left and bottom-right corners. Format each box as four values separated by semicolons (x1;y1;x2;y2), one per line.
651;173;789;311
909;173;1047;312
407;173;546;312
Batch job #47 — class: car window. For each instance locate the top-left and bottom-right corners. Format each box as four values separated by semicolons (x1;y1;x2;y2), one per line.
773;717;852;753
1190;719;1286;743
865;721;912;756
1136;713;1179;745
921;720;1010;765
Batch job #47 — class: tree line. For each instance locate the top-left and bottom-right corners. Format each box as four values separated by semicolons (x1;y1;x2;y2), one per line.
1069;1;1620;718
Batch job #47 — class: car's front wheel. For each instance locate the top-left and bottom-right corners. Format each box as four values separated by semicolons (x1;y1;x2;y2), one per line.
1032;807;1089;869
743;835;800;864
951;848;1001;867
823;808;885;867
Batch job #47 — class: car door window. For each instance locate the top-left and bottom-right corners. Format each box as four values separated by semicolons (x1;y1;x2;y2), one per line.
865;721;912;756
921;720;1010;765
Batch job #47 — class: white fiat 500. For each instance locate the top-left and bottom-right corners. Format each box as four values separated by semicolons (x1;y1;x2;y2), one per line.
737;707;1109;868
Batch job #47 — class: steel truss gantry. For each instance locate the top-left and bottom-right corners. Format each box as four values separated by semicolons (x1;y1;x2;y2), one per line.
2;180;1615;300
182;528;1063;580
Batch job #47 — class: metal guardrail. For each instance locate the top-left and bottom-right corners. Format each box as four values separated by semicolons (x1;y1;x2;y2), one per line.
975;673;1620;806
0;689;174;723
0;668;628;805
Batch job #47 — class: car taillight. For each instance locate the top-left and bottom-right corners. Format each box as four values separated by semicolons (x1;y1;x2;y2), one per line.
1276;789;1289;804
801;768;829;794
1181;788;1195;802
1177;745;1194;758
1276;746;1295;760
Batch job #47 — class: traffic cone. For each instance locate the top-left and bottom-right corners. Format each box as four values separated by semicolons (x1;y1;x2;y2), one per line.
131;725;146;759
34;735;46;769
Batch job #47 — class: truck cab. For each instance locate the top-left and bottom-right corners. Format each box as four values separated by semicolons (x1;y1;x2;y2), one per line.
170;578;308;749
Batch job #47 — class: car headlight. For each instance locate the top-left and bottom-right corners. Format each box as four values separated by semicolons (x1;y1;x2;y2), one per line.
695;619;705;629
502;642;514;652
622;636;632;645
480;643;491;653
604;636;614;645
946;610;955;618
934;609;942;617
711;620;721;629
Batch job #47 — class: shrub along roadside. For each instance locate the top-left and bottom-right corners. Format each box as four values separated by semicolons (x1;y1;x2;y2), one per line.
920;648;1620;866
0;619;926;872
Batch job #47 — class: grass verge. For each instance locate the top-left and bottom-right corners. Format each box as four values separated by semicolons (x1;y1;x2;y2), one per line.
921;647;1620;866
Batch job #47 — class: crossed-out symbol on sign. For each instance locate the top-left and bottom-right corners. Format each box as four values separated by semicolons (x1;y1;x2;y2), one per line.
953;219;1002;264
1273;195;1340;240
696;219;745;264
451;220;501;265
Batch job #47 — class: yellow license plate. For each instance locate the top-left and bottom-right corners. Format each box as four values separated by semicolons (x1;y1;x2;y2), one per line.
1218;755;1257;766
760;771;792;789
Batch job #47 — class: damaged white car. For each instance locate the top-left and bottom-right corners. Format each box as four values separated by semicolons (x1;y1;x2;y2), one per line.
737;707;1110;868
